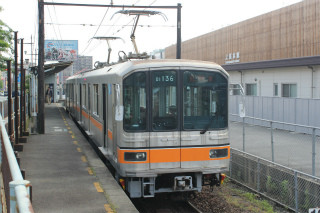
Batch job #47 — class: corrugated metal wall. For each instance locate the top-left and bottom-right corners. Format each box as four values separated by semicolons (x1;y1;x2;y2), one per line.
229;95;320;134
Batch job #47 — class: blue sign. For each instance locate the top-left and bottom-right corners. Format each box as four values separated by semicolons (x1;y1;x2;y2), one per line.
44;40;78;61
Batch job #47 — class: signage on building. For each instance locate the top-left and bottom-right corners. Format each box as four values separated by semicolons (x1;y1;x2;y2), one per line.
225;52;240;64
45;40;78;61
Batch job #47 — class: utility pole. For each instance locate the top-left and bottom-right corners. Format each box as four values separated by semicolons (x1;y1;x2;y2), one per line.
14;31;19;144
38;0;45;134
7;60;12;141
20;38;24;137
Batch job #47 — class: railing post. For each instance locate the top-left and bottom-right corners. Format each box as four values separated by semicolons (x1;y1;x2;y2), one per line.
229;151;232;178
312;128;316;176
257;158;260;192
271;121;274;162
9;181;17;213
0;127;2;166
294;171;298;213
9;180;32;213
242;117;245;152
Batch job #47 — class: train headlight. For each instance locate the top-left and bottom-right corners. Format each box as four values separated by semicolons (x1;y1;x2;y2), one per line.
124;152;147;161
209;148;228;158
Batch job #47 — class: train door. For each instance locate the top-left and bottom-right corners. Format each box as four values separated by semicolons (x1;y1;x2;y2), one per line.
149;69;181;169
74;84;77;116
88;83;91;132
67;84;70;110
112;84;118;159
102;84;107;148
79;84;82;123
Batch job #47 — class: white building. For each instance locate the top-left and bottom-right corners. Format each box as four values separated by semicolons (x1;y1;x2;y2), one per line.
224;56;320;99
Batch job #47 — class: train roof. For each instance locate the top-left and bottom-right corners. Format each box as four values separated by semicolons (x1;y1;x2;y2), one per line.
67;59;228;81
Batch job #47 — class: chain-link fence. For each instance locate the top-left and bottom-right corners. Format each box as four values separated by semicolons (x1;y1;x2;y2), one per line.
228;149;320;213
230;115;320;177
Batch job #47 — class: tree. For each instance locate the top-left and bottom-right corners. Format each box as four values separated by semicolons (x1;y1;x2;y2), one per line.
0;6;13;71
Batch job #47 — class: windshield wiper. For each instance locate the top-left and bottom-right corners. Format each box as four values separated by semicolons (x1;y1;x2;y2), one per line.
200;116;214;134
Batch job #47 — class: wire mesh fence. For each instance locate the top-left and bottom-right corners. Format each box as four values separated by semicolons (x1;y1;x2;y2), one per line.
229;115;320;177
228;149;320;213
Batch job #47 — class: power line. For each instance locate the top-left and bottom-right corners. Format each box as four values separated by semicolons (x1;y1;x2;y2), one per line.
82;0;140;55
46;6;63;49
44;22;175;28
51;0;63;41
81;6;110;55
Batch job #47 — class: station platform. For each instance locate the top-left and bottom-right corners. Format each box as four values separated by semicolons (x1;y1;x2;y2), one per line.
19;103;138;213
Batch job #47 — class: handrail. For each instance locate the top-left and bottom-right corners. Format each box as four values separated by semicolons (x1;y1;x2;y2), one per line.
0;113;34;213
229;113;320;130
1;114;23;181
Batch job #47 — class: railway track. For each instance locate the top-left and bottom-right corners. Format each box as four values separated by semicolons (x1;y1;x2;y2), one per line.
132;194;201;213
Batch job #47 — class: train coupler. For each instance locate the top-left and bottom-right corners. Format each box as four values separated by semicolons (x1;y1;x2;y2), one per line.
173;176;193;191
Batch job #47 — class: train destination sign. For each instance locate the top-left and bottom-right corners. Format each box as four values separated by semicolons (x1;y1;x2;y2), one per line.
153;71;176;85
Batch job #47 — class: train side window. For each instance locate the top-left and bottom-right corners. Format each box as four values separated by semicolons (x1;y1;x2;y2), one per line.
82;84;87;109
93;84;99;116
123;72;147;131
152;70;178;131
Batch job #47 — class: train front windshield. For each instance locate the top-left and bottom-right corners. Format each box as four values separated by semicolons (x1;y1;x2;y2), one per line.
123;69;228;132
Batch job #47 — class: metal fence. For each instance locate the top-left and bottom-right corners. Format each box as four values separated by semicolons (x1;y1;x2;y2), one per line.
229;95;320;131
0;111;33;212
228;149;320;213
229;115;320;177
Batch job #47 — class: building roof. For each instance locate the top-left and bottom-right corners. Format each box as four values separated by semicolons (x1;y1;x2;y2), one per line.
30;61;73;76
222;56;320;71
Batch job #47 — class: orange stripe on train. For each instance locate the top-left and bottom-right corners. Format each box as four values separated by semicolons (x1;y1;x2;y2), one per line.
117;146;230;164
181;146;230;161
108;129;113;140
82;110;89;119
81;110;103;131
90;116;102;131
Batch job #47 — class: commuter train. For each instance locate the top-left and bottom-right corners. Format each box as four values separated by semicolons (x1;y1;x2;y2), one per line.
66;59;230;198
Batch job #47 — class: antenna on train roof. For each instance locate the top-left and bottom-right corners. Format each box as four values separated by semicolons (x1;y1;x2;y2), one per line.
111;10;167;60
93;36;124;68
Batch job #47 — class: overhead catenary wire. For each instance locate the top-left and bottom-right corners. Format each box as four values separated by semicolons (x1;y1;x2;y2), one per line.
43;0;174;58
107;0;158;53
80;6;110;55
45;22;175;28
46;6;63;49
82;0;141;55
51;0;64;42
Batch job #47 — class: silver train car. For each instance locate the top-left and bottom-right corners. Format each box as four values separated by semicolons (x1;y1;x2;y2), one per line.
66;59;230;198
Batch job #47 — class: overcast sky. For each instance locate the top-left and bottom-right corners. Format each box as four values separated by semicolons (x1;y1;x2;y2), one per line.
1;0;301;64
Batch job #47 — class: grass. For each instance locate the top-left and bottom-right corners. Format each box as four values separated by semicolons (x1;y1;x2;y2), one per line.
222;178;275;213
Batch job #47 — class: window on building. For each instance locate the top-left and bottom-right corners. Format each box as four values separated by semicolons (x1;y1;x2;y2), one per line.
273;83;278;96
246;84;257;96
230;84;242;95
93;84;99;116
282;84;297;98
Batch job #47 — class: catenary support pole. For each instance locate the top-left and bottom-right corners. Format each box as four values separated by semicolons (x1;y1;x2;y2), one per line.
20;38;24;137
38;0;45;134
176;3;181;59
14;31;19;144
22;68;26;132
7;60;12;140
